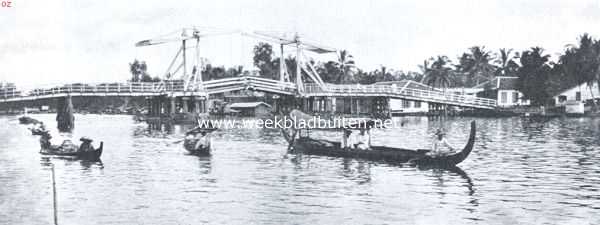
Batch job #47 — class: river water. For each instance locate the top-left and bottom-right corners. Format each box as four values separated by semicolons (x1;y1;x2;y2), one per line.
0;114;599;225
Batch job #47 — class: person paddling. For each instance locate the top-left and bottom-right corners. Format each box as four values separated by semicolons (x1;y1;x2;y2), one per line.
429;129;454;157
194;130;211;150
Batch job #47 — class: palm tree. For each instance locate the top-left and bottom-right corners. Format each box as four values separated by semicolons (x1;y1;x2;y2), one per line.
418;59;432;83
517;47;552;105
560;34;600;107
375;65;395;82
495;48;519;76
423;56;454;91
469;46;497;85
336;50;355;84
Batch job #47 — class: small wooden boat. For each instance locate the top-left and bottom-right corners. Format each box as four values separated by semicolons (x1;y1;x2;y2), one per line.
284;121;476;167
183;138;210;155
30;127;46;135
40;143;103;161
38;134;104;161
182;123;216;155
19;116;41;125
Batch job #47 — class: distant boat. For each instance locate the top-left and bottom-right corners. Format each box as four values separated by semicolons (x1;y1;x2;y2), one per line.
183;138;210;155
182;124;216;155
19;116;40;125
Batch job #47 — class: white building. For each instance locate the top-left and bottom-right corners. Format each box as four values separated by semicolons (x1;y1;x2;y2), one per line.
474;76;530;107
375;80;431;115
553;82;600;106
389;99;429;114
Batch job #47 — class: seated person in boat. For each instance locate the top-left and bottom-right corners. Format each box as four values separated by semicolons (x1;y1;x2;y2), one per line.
30;122;45;130
186;130;211;150
429;129;454;156
354;128;371;150
39;131;54;149
78;137;95;152
340;129;353;149
38;131;77;152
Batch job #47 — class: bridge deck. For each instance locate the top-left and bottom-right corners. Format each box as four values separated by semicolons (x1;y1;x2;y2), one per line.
0;77;496;109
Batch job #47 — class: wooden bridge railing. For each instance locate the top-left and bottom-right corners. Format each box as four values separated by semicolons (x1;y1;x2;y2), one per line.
303;83;497;108
0;77;297;101
1;78;496;108
0;82;172;100
203;76;296;94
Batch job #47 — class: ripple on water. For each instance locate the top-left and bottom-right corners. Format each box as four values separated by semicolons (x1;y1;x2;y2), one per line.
1;114;600;224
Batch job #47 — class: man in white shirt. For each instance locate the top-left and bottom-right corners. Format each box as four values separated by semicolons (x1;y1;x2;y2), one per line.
430;129;454;157
341;129;353;149
355;128;371;150
194;131;211;150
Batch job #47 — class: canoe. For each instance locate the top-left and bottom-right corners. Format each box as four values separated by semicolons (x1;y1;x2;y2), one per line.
30;128;46;135
19;116;41;125
286;121;476;167
182;123;216;155
183;139;210;155
40;141;103;161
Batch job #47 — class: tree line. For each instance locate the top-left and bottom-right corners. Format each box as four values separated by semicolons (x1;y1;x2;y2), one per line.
130;33;600;106
404;34;600;106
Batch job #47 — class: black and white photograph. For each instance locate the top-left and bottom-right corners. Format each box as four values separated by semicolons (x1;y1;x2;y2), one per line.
1;1;600;224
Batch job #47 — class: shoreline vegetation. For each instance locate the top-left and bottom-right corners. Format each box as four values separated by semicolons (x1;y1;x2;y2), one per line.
3;33;600;118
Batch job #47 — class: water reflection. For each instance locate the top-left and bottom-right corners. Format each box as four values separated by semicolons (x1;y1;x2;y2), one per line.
2;114;600;224
40;156;104;170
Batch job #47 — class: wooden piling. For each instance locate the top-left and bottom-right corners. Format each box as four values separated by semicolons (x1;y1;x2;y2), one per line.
51;164;58;225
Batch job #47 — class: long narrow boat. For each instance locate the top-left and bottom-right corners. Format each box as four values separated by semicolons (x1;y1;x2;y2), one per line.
19;116;41;125
284;121;476;167
40;142;103;161
38;135;104;161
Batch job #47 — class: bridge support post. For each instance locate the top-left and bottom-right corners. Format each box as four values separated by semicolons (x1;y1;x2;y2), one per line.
182;97;189;113
151;98;157;116
194;98;200;114
146;97;154;116
330;97;336;114
170;97;176;114
154;98;159;116
159;97;167;116
56;95;74;132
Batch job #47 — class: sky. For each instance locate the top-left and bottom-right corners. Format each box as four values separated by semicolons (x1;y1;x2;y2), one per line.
1;0;600;86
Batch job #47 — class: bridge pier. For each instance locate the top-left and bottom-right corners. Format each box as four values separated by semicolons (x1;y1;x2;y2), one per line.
144;95;208;122
146;96;165;117
182;97;189;113
300;96;391;119
56;95;74;132
372;97;391;119
331;97;336;114
170;97;176;114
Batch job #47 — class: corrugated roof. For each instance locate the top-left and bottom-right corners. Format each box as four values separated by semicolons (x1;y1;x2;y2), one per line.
228;102;272;108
